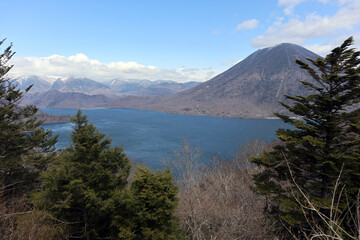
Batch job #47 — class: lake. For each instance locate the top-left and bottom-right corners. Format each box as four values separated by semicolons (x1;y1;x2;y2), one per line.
41;108;288;169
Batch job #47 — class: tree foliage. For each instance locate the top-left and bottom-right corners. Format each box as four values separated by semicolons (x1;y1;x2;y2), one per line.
113;166;180;240
34;111;181;239
0;37;58;239
0;38;57;196
33;110;131;239
1;36;181;239
252;37;360;239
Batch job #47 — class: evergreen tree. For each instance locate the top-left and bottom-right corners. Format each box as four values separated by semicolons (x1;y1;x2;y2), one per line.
33;110;131;239
252;37;360;238
0;38;56;197
113;167;180;240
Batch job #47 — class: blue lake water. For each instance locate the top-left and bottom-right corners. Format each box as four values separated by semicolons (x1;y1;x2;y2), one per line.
41;108;288;169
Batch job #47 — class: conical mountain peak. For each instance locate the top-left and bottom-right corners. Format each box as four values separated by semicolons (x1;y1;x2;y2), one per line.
133;43;321;118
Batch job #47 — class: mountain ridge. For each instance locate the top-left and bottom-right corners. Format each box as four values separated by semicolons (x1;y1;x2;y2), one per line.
116;43;320;118
15;75;200;97
20;43;320;118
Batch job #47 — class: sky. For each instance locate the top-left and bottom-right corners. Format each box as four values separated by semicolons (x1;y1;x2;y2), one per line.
2;0;360;82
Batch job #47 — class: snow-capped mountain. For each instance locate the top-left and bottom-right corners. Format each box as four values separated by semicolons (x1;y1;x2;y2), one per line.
14;75;53;93
13;75;201;97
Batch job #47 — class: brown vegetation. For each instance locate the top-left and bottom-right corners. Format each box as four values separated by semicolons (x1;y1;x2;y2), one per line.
0;194;66;240
165;140;274;240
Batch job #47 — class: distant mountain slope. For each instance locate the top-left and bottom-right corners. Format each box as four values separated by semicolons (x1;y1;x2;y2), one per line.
56;77;113;95
106;79;154;93
15;76;112;95
15;75;200;97
14;75;52;93
51;78;65;90
35;110;71;124
21;90;113;108
121;43;320;118
18;43;320;118
105;79;200;96
126;81;200;96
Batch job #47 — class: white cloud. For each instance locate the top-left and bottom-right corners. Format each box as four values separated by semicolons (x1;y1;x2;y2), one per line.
278;0;329;14
278;0;307;14
338;0;354;4
252;0;360;54
236;19;259;30
9;54;216;83
305;43;334;56
305;32;360;56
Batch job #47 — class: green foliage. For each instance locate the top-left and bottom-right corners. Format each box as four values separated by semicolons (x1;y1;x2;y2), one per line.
113;167;180;240
252;37;360;238
0;38;57;197
1;37;180;239
34;111;180;239
33;110;131;239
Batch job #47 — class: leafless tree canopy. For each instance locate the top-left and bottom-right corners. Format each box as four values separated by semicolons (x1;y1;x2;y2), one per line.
165;140;274;240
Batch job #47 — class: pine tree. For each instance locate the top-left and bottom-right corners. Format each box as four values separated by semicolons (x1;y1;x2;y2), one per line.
0;38;57;197
252;37;360;238
33;110;131;239
113;167;180;240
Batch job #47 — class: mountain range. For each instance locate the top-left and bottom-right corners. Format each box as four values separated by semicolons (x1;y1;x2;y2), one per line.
19;43;321;118
15;76;200;97
110;43;320;118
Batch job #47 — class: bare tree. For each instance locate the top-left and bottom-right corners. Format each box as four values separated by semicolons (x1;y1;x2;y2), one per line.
0;193;66;240
165;140;272;240
163;139;204;189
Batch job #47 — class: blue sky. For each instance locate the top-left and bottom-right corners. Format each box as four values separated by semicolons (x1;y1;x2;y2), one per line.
2;0;360;82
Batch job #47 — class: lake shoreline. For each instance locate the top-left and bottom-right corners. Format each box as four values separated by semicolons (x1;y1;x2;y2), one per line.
42;106;282;120
41;108;288;169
